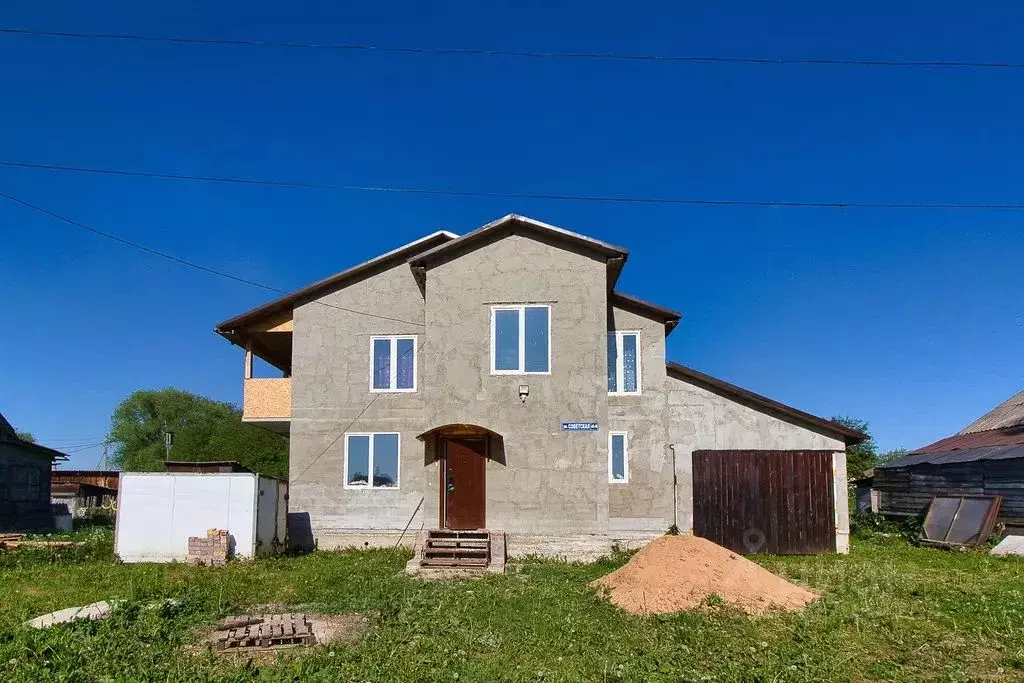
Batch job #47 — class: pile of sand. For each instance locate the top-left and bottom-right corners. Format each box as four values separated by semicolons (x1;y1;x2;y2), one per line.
591;535;818;615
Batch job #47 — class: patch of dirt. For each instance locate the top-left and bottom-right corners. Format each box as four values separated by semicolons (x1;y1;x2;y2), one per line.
191;611;371;663
590;535;818;615
308;613;369;646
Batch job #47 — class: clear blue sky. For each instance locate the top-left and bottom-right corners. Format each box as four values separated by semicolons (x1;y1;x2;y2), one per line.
2;1;1022;468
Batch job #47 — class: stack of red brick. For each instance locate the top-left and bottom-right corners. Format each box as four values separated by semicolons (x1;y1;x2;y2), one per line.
187;528;230;566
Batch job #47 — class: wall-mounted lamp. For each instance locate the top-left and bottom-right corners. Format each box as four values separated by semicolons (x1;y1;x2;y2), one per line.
518;384;530;403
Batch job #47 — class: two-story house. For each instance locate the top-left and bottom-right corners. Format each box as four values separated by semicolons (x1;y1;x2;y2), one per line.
216;214;864;565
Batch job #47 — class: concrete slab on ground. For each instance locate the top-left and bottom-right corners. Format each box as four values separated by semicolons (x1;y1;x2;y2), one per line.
990;535;1024;557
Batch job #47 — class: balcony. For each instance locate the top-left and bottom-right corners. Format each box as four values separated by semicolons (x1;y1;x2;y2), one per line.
243;377;291;433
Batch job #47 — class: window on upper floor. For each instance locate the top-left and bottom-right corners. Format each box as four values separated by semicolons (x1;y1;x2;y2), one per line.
345;432;400;489
609;431;629;483
607;331;641;394
370;336;417;392
491;305;550;374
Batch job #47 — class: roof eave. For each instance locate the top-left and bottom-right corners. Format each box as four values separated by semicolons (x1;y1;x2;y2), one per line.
214;230;459;334
665;361;868;445
408;214;630;269
611;291;683;336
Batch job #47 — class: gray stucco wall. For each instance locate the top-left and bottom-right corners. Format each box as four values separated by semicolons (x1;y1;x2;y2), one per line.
290;261;429;543
665;373;848;548
423;233;610;535
284;229;849;555
607;306;670;531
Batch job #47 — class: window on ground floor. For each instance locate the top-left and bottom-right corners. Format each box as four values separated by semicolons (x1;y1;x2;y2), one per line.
607;331;640;394
609;431;629;483
370;336;417;392
345;433;400;488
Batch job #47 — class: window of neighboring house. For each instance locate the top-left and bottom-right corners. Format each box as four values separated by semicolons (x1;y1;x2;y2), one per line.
344;433;400;489
607;331;641;394
609;431;629;483
491;305;551;374
370;336;417;392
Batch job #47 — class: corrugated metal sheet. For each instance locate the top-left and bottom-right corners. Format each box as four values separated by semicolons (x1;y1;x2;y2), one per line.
913;427;1024;454
879;444;1024;469
960;390;1024;434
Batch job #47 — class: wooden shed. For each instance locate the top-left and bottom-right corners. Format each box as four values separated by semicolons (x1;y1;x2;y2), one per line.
0;413;69;531
875;390;1024;534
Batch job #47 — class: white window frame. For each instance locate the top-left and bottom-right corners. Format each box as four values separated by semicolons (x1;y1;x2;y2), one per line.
343;432;401;490
369;335;418;393
608;431;629;484
490;304;552;375
608;331;642;395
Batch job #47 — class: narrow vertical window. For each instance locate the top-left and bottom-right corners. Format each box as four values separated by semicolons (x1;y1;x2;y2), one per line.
622;333;638;393
491;305;551;374
607;334;618;392
396;338;415;390
372;433;400;488
524;306;549;372
372;339;391;390
369;336;417;392
494;309;520;371
607;331;641;395
609;431;628;483
346;435;371;487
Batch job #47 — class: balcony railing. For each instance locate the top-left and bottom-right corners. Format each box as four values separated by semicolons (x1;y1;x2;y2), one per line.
243;377;291;421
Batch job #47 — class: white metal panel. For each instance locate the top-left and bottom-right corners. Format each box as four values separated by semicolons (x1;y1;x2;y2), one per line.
115;475;176;562
226;475;257;558
115;473;259;563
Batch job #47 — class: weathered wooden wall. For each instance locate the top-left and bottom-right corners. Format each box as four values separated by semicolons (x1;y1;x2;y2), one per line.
875;459;1024;526
51;471;120;490
692;450;836;554
0;445;53;532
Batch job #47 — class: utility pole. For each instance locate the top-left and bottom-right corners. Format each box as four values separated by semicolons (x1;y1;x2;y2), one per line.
99;441;109;470
164;430;174;460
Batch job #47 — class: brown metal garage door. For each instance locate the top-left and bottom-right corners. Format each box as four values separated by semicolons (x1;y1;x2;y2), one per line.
692;450;836;554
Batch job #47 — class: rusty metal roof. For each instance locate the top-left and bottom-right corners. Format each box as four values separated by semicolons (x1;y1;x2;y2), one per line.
960;389;1024;434
912;426;1024;454
879;443;1024;469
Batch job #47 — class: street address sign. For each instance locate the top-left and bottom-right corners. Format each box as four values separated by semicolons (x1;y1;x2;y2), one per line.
562;421;599;432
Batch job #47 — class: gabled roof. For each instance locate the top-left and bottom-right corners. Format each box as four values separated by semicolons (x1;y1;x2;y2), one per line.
611;291;682;335
959;389;1024;434
408;214;630;286
0;411;69;461
665;362;868;445
214;230;458;333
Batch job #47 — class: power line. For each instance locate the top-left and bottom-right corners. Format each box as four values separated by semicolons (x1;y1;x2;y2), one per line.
290;338;426;486
2;26;1023;70
0;190;425;327
3;159;1024;211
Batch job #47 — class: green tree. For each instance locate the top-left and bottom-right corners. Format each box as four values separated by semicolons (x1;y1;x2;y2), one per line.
15;431;36;443
879;447;909;464
109;388;288;479
830;415;878;480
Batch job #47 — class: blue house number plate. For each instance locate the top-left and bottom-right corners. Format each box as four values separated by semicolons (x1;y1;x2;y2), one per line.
562;422;599;432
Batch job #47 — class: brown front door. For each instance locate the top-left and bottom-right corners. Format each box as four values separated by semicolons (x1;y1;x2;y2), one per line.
443;438;486;530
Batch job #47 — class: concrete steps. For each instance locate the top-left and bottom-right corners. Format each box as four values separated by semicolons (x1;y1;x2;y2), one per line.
406;529;506;577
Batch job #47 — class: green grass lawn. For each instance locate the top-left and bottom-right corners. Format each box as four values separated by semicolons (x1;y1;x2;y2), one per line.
1;530;1022;682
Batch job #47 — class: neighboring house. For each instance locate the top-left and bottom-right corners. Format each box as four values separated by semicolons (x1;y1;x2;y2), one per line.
50;469;120;518
0;412;68;531
215;214;864;558
875;389;1024;534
